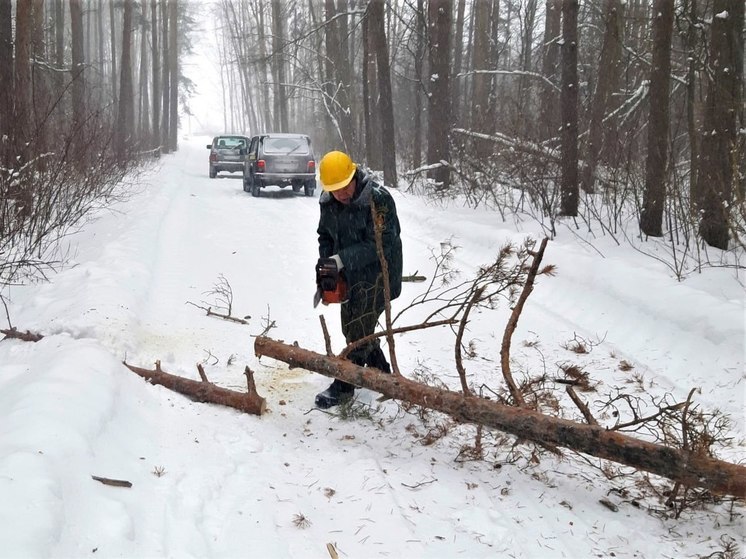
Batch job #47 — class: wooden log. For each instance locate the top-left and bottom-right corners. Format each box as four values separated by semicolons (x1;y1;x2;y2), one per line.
125;362;266;416
254;336;746;498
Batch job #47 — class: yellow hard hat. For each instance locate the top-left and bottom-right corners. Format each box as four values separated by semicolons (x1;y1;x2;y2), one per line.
319;151;357;192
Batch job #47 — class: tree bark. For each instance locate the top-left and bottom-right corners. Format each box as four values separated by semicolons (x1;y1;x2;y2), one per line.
160;0;170;153
362;9;381;169
168;0;178;151
125;361;266;416
640;0;674;238
582;0;623;193
470;0;492;160
369;0;397;188
539;0;562;141
151;0;161;149
559;0;579;216
411;0;425;169
0;0;13;135
70;0;85;136
116;0;134;157
426;0;452;190
254;336;746;498
696;0;743;249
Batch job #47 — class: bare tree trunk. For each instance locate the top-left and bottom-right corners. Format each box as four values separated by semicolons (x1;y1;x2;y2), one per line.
254;336;746;498
471;0;492;159
559;0;579;216
517;0;538;137
369;0;397;188
168;0;178;150
450;0;466;128
581;0;623;193
361;9;381;168
684;0;699;202
696;0;743;249
160;0;170;152
110;0;118;114
96;0;104;105
30;0;47;140
270;0;288;133
426;0;452;190
254;2;272;133
640;0;674;237
0;0;13;134
54;0;65;108
151;0;160;149
138;3;150;144
14;0;33;145
70;0;85;145
539;0;561;141
411;0;425;169
324;0;353;153
115;0;135;157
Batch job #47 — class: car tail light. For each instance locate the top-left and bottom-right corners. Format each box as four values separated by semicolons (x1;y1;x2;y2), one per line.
209;153;217;162
307;160;315;173
257;159;265;172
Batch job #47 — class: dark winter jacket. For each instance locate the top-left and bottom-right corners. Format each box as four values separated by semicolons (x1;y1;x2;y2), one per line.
317;169;403;303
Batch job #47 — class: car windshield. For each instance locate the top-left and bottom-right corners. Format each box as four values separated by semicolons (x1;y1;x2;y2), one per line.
263;137;309;155
216;137;246;149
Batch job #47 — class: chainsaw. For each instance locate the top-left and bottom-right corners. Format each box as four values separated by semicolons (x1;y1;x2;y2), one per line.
313;257;348;308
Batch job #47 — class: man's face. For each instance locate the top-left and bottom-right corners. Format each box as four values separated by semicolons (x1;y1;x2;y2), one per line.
331;177;356;205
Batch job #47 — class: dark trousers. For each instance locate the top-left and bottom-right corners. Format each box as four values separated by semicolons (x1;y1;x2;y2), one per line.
335;285;391;390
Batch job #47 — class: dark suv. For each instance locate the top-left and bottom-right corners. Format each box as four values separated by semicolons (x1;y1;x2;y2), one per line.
243;133;316;197
206;135;250;178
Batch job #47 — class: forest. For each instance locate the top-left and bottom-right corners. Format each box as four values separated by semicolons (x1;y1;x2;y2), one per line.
0;0;743;290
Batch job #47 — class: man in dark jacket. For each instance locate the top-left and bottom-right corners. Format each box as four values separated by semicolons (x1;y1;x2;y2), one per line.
314;150;403;409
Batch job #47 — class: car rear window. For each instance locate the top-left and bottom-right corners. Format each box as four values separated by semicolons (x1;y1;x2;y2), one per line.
216;137;247;148
263;137;309;155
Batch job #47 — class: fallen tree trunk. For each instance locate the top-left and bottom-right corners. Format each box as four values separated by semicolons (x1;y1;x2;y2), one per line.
125;361;266;416
255;336;746;498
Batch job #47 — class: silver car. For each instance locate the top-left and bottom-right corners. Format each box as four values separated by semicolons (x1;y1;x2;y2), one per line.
243;133;316;197
206;135;250;178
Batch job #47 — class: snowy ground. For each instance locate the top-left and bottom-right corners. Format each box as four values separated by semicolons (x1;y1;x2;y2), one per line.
0;135;743;559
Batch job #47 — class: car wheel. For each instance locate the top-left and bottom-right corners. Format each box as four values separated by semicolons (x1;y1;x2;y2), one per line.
251;180;261;197
209;165;217;178
304;180;316;197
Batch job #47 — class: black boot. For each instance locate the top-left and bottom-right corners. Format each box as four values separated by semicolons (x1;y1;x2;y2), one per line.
314;379;355;409
366;347;391;374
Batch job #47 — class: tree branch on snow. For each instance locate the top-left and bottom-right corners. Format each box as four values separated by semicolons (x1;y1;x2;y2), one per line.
1;327;44;342
124;360;266;415
186;275;250;325
185;301;250;324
